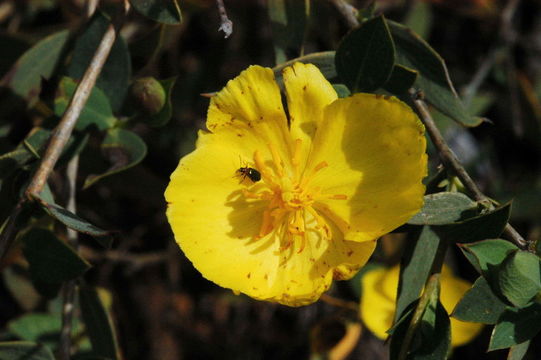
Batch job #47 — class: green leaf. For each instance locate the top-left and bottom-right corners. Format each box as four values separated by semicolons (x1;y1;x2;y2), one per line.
145;77;176;127
54;77;117;131
130;0;182;25
332;84;351;98
67;12;131;111
2;267;41;311
80;286;121;360
451;276;509;324
489;303;541;351
21;228;91;284
408;192;477;225
382;64;418;95
273;51;336;85
459;239;519;276
435;203;511;243
388;21;481;127
508;340;530;360
34;198;113;248
5;30;70;106
390;299;451;360
268;0;310;64
83;128;147;189
498;251;541;307
396;226;441;321
0;128;50;179
335;15;395;92
8;313;61;348
0;341;55;360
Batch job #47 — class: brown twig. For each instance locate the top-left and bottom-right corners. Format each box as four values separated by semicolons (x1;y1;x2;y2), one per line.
59;155;80;360
328;0;359;28
320;293;359;312
216;0;233;38
0;7;125;263
398;273;440;360
410;90;527;249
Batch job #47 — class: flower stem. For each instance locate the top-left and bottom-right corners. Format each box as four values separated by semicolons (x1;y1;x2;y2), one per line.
409;90;527;249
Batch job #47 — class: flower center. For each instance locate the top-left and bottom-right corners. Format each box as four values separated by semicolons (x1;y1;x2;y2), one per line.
241;139;347;253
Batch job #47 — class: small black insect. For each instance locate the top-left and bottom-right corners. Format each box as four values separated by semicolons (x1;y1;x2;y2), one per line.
236;166;261;183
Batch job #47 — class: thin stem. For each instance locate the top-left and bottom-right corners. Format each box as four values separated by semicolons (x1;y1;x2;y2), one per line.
25;23;118;198
216;0;233;38
320;293;359;312
328;0;359;28
59;155;80;360
398;273;440;360
410;90;527;249
0;8;125;262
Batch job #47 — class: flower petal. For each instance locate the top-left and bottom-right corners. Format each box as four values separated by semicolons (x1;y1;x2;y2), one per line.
283;62;338;168
207;65;292;163
359;266;395;339
308;94;427;242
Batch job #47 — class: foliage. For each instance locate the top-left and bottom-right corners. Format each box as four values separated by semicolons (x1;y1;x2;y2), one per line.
0;1;540;359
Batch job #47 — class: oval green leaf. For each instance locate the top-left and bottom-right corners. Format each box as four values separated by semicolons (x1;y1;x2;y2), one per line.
130;0;182;25
55;77;117;131
498;251;541;307
145;77;176;127
451;276;509;324
408;192;477;225
335;15;395;92
435;203;511;243
388;20;481;127
4;30;70;106
489;303;541;351
67;12;131;111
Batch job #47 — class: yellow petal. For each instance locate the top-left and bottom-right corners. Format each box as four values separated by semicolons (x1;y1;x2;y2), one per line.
308;94;427;242
283;62;338;169
359;266;395;340
207;65;292;164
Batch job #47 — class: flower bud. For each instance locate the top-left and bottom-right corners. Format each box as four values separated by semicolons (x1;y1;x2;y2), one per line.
130;77;166;116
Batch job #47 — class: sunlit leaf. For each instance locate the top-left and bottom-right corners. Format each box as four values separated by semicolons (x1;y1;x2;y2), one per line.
498;251;541;307
408;192;477;225
459;239;519;276
8;313;61;349
508;340;531;360
335;15;395;92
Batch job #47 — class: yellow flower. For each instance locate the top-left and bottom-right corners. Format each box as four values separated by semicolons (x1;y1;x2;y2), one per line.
165;63;427;306
359;265;484;347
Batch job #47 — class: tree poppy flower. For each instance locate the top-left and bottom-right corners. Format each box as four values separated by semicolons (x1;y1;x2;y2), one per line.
360;265;483;347
165;63;427;306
